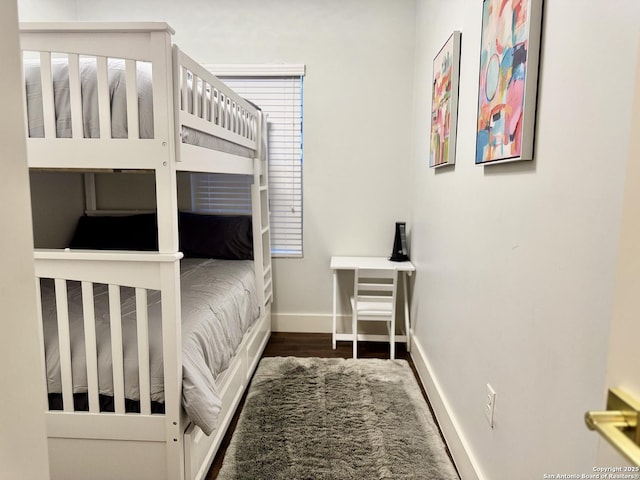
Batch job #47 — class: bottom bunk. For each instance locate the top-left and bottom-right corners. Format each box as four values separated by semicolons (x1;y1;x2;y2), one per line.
35;248;271;480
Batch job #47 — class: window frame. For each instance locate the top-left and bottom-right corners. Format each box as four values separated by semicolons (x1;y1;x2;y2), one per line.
198;64;305;258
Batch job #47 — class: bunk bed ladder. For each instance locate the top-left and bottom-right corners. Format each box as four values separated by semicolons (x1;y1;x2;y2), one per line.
251;112;273;313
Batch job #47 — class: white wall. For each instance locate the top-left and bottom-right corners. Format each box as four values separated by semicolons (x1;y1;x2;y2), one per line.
409;0;640;478
18;0;76;21
20;0;418;327
0;0;50;478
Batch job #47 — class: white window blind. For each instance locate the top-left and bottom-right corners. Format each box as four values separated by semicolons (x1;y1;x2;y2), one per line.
191;173;252;215
192;67;304;257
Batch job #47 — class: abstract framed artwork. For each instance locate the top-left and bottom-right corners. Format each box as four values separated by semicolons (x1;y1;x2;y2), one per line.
475;0;544;165
430;31;462;168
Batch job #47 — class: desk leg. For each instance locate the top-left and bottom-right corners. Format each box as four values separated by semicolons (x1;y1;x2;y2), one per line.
332;270;337;349
403;273;411;353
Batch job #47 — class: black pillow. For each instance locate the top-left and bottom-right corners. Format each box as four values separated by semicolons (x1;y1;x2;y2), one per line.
178;212;253;260
69;212;253;260
69;213;158;251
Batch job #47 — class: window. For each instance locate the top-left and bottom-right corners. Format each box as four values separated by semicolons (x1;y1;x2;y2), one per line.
192;65;304;258
191;173;252;215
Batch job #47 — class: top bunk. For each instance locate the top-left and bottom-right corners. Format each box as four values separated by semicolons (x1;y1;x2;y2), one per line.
19;22;263;176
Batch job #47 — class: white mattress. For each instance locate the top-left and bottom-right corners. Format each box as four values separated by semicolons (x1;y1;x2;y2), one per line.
40;258;260;435
23;57;254;158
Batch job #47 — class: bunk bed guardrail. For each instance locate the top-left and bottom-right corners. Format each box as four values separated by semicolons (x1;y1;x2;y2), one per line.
20;22;259;175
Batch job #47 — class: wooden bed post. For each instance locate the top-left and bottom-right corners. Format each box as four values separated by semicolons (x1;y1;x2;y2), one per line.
151;30;179;255
83;173;97;212
149;29;184;480
160;259;184;480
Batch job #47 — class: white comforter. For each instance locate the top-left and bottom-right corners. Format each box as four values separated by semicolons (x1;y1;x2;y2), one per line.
23;57;255;158
40;258;259;435
24;57;155;139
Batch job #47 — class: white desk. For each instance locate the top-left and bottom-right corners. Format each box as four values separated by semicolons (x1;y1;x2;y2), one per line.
330;256;415;351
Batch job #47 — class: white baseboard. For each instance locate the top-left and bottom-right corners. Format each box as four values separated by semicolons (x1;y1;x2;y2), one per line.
271;313;334;333
410;334;483;480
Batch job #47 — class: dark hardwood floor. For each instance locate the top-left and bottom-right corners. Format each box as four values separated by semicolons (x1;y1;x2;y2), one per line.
205;332;433;479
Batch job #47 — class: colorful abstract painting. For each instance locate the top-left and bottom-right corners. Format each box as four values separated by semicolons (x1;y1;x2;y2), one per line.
430;31;461;168
476;0;543;164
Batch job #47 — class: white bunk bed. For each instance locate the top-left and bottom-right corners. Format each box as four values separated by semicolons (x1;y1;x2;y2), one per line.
19;22;273;480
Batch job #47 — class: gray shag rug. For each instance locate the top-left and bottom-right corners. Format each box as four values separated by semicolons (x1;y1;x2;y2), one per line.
216;357;459;480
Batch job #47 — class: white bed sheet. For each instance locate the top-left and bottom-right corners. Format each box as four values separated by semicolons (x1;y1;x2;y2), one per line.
40;258;260;435
24;57;155;139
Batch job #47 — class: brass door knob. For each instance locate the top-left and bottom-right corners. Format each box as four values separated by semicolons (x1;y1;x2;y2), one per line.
585;388;640;466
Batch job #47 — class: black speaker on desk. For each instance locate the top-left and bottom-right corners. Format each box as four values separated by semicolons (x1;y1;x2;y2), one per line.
389;222;409;262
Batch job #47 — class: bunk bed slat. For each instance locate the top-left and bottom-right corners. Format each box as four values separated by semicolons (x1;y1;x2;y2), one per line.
81;281;100;413
125;59;140;140
96;56;111;140
34;278;49;409
201;79;209;122
237;103;243;136
181;66;188;117
222;94;229;130
67;54;83;139
54;279;74;412
237;108;243;138
108;284;126;414
39;52;56;139
236;106;242;137
229;99;235;133
135;287;152;415
242;110;248;138
213;88;219;127
191;74;198;117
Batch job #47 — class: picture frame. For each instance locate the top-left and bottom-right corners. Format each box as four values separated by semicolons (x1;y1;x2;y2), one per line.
430;31;462;168
475;0;544;165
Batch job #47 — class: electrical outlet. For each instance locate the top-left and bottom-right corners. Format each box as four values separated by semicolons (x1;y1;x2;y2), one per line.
485;384;496;428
